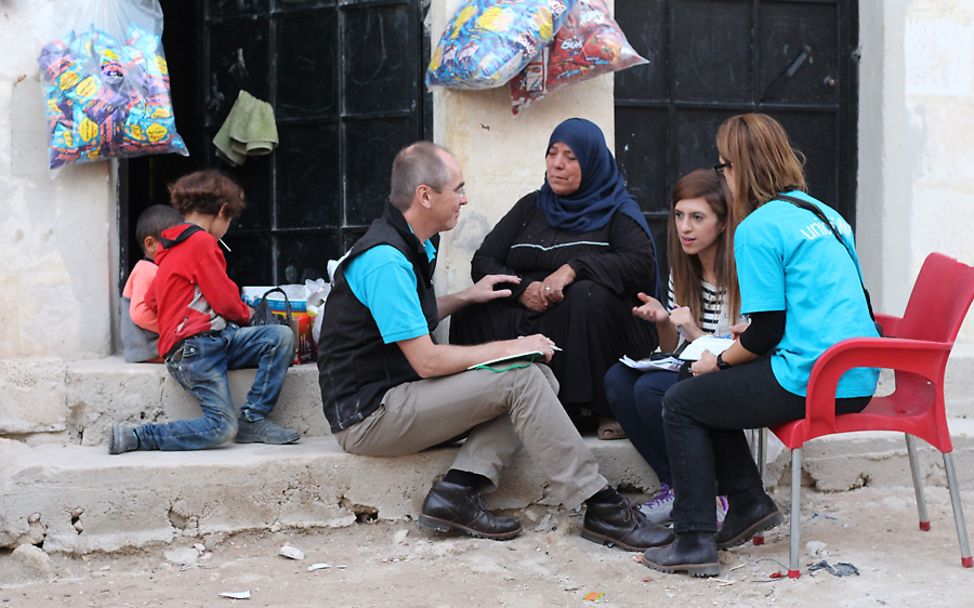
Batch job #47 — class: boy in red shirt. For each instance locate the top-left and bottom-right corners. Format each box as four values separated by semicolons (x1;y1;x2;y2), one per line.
110;170;299;453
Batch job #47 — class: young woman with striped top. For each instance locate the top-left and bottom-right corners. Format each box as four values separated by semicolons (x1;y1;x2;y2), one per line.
604;168;743;524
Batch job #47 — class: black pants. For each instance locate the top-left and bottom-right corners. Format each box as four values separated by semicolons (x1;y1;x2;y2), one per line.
661;357;870;534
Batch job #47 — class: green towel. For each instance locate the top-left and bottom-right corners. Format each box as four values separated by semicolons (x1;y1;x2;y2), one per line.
213;90;279;166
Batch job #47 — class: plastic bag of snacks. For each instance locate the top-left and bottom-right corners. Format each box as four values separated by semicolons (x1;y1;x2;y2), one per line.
509;0;647;115
427;0;578;90
37;0;188;168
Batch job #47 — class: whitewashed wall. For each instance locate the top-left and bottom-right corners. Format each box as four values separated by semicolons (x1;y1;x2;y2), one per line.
858;0;974;342
0;0;115;359
430;0;617;303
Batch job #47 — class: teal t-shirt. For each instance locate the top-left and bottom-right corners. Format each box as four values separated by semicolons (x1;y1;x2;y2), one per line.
734;191;879;398
343;240;437;344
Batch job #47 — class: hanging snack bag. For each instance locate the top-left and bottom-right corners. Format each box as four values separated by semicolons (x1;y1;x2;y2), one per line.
509;0;648;114
37;0;188;168
427;0;577;90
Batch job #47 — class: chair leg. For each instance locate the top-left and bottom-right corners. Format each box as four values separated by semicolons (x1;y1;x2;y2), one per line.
789;448;802;579
753;428;767;545
905;434;931;531
943;452;974;568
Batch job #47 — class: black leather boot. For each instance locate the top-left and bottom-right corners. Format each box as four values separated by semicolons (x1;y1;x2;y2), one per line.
582;493;674;551
418;480;522;540
641;532;720;577
715;490;783;549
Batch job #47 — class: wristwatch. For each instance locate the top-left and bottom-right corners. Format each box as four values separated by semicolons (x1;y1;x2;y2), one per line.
716;352;732;370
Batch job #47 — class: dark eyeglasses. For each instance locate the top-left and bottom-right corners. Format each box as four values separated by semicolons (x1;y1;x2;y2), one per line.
713;162;732;175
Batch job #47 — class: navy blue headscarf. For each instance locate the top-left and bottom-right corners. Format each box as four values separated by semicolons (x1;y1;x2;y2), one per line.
537;118;652;238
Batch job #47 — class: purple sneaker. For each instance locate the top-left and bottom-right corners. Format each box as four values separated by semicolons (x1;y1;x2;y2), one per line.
638;483;675;525
716;495;730;528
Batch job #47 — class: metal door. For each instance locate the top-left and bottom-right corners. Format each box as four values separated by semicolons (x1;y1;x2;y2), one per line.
614;0;859;273
122;0;430;288
203;0;430;286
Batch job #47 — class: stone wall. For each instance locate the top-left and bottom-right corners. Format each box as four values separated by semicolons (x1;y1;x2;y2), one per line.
0;0;115;360
857;1;974;341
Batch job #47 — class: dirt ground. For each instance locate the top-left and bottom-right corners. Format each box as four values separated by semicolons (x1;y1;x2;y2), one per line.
2;485;972;608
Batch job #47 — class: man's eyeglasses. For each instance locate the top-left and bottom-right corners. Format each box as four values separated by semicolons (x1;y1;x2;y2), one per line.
713;162;732;175
432;184;466;198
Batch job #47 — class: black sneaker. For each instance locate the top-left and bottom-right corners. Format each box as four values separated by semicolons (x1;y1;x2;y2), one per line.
418;480;522;540
108;424;140;455
234;419;300;444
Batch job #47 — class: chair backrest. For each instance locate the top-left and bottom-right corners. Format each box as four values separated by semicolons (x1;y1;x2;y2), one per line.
894;253;974;344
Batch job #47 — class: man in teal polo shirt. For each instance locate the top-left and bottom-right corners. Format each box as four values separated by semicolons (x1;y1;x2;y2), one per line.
317;141;670;550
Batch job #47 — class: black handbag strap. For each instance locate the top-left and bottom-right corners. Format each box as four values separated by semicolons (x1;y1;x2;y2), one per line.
774;194;876;321
257;287;293;324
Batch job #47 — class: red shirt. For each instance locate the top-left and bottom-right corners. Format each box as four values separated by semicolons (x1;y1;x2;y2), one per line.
146;223;250;357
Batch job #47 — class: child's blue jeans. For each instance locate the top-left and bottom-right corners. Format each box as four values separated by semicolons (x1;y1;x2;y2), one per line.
135;323;295;451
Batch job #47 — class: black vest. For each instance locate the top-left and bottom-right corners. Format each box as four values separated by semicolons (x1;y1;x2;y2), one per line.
317;203;440;433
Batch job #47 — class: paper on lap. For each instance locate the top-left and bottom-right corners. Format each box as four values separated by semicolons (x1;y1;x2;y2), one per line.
677;335;735;361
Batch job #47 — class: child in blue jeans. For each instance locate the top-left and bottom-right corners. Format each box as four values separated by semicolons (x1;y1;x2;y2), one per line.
109;170;299;454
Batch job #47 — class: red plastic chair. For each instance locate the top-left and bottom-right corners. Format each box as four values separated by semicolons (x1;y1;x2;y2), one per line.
761;252;974;578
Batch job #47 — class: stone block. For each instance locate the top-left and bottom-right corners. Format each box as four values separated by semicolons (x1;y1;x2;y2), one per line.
0;359;67;435
64;358;329;446
0;437;656;555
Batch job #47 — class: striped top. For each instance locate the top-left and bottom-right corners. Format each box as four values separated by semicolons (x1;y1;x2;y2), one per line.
668;275;733;340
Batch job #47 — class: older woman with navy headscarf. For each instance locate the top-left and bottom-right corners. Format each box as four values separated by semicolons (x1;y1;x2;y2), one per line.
450;118;659;437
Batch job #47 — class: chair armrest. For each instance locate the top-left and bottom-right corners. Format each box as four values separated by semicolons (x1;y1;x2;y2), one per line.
803;337;952;431
874;312;901;337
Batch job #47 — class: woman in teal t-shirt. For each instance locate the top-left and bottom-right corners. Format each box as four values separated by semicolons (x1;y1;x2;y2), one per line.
640;114;879;578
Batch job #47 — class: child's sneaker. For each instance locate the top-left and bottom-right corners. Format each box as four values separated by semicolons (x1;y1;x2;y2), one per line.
716;495;730;528
638;483;675;525
234;418;300;445
108;424;140;455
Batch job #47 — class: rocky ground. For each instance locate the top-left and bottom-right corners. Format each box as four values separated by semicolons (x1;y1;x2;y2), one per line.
2;485;972;608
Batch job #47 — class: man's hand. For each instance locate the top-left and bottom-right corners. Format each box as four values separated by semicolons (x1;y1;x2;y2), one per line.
519;282;550;312
690;350;719;376
541;263;576;304
632;292;669;323
464;274;521;305
505;333;556;362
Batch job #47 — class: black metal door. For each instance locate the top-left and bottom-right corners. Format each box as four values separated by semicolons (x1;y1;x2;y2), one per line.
614;0;859;274
122;0;430;289
202;0;430;286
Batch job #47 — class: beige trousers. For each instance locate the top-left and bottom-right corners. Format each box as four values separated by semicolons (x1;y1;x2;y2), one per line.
335;363;607;508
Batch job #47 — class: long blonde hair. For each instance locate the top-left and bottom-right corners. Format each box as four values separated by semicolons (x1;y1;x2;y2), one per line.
715;113;807;224
667;169;739;325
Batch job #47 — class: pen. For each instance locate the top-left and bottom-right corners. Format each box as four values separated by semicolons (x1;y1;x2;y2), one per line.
219;238;232;253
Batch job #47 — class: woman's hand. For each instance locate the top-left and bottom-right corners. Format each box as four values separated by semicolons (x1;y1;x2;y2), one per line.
669;306;705;342
632;292;669;323
519;282;550;312
728;320;750;339
541;264;576;304
691;350;719;376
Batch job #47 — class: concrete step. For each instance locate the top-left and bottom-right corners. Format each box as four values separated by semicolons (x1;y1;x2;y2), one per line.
3;420;973;557
4;346;974;446
66;358;327;447
793;417;974;492
0;436;658;555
